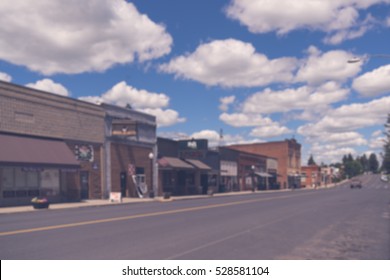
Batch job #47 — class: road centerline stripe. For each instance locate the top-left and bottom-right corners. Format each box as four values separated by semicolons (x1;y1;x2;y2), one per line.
0;191;315;237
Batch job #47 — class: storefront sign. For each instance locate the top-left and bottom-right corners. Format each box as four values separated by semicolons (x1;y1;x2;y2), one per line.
112;120;137;136
74;144;94;162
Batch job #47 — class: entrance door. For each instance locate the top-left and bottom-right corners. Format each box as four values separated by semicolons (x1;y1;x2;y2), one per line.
120;172;127;197
80;171;89;199
201;174;208;194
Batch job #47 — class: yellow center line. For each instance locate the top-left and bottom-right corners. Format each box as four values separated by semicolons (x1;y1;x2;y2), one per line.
0;191;314;237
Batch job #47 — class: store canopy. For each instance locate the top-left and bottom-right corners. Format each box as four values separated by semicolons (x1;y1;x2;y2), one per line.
0;134;79;167
185;159;212;171
255;172;273;178
158;157;194;169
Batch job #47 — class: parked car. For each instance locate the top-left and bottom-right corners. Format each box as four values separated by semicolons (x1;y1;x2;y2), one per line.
381;175;389;182
350;179;362;189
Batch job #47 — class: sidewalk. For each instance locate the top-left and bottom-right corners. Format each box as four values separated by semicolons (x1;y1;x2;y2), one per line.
0;186;333;215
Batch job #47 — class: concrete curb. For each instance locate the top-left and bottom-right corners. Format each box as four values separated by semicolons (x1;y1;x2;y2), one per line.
0;186;331;215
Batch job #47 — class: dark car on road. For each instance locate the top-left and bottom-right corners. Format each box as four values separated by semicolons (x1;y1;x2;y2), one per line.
350;179;362;189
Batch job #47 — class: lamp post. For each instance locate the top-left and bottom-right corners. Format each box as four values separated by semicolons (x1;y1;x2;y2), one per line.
148;152;154;198
348;54;390;63
251;165;256;192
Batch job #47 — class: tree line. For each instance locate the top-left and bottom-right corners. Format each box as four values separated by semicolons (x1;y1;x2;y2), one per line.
307;113;390;180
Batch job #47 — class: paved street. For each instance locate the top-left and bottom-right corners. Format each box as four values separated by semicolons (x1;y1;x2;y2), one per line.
0;174;389;260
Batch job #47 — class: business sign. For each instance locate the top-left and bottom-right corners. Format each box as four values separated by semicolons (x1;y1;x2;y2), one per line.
74;144;94;162
112;120;137;136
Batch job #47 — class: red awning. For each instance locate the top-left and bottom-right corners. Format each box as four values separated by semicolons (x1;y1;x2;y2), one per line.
0;134;79;167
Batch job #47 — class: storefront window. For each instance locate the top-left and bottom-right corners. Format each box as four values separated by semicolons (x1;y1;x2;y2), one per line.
1;167;14;189
41;170;60;195
15;168;26;188
26;171;39;188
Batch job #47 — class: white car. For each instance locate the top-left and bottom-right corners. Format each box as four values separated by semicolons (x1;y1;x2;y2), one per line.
381;175;389;182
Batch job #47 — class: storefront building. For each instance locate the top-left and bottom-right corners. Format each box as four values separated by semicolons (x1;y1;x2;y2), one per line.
0;81;157;206
228;138;301;189
157;138;213;196
102;104;157;199
0;81;105;206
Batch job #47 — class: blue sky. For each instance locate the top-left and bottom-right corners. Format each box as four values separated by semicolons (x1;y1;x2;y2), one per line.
1;0;390;164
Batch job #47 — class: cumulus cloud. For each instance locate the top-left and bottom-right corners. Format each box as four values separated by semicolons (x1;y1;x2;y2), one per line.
352;65;390;97
160;39;297;87
309;143;357;164
219;113;275;127
296;46;363;85
0;72;12;82
298;96;390;136
141;108;186;127
190;129;247;147
26;79;69;96
250;125;292;138
242;82;349;115
226;0;388;44
79;81;185;127
97;81;169;109
369;130;386;149
0;0;172;75
219;112;292;138
219;96;236;111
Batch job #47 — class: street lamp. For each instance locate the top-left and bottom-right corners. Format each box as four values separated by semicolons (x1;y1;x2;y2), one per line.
251;165;256;192
148;152;154;198
348;54;390;63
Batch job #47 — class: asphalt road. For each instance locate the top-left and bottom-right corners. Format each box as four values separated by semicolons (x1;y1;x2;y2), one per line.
0;174;389;260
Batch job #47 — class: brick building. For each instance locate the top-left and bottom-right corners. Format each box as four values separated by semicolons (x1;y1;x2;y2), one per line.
0;81;156;206
227;139;301;189
301;165;321;188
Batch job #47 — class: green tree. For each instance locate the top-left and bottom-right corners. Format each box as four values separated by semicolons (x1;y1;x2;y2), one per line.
359;154;369;172
344;160;363;178
307;154;316;165
382;113;390;174
368;153;379;173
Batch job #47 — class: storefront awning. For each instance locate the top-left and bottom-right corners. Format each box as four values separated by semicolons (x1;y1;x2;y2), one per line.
255;172;273;178
0;134;79;167
158;157;194;169
185;159;212;171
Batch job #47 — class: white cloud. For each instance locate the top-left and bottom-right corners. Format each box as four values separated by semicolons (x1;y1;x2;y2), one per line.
26;79;69;96
309;143;357;164
0;0;172;75
190;129;247;147
307;132;367;147
250;125;292;138
0;72;12;82
160;39;297;87
219;113;275;127
219;112;292;138
219;96;236;111
79;81;185;127
226;0;389;44
242;82;349;114
296;46;363;84
141;108;186;127
352;65;390;97
98;81;169;109
298;96;390;136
